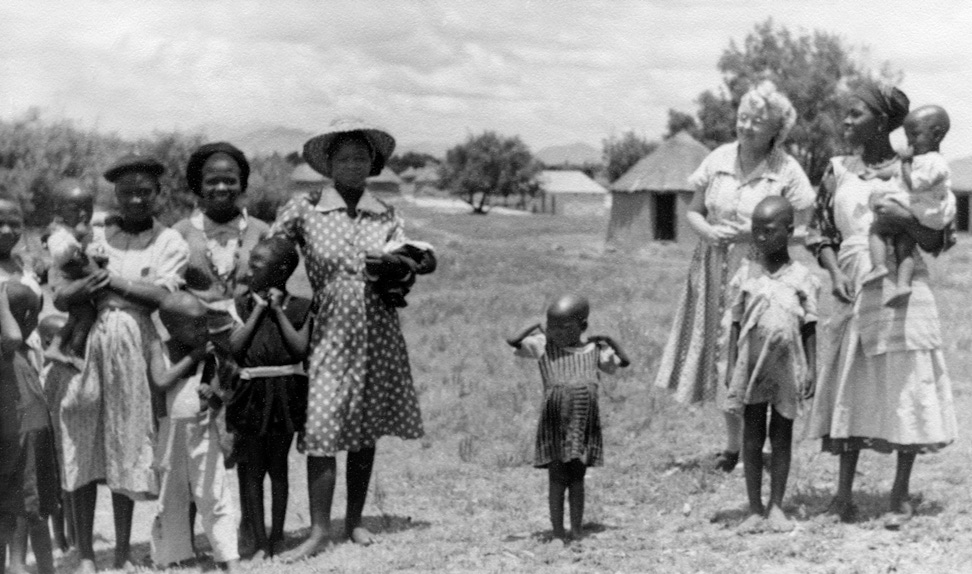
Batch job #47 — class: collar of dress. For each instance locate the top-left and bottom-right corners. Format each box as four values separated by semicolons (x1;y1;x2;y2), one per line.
314;187;389;215
713;142;787;184
189;208;249;234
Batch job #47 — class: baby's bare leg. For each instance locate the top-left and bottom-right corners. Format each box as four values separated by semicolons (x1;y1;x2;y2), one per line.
885;234;917;307
866;231;890;282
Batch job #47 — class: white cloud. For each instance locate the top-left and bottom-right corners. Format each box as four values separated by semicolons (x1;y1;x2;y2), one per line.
2;0;972;158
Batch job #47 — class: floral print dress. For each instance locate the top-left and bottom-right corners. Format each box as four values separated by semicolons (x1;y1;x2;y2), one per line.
270;190;424;456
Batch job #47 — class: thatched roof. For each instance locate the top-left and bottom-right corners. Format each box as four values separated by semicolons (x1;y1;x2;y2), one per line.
949;156;972;192
610;131;709;193
290;163;328;183
539;170;607;194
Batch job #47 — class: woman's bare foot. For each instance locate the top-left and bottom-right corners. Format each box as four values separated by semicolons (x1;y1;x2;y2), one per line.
74;559;97;574
278;527;329;563
348;526;376;546
825;496;857;524
737;512;764;534
765;505;794;532
246;549;267;562
222;559;240;574
885;497;914;530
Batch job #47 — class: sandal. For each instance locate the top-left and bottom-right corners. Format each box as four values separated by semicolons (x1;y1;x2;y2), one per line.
711;450;740;473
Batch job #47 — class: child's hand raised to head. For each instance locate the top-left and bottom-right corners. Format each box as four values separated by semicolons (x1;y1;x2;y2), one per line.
587;335;631;367
268;287;285;310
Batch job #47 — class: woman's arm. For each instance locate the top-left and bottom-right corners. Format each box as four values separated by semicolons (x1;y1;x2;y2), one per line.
817;246;855;304
230;294;268;361
268;289;311;359
53;270;110;311
872;197;947;253
107;276;171;309
0;285;23;356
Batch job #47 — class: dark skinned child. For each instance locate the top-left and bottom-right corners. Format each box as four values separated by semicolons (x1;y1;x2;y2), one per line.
1;281;57;574
507;294;630;542
150;292;239;572
228;237;312;560
725;196;818;533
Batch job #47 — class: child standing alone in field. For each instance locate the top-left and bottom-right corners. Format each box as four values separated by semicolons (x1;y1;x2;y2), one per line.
507;295;630;541
725;196;818;532
228;237;312;559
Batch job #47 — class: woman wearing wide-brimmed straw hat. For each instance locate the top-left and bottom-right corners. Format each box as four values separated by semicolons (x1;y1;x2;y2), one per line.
269;118;435;559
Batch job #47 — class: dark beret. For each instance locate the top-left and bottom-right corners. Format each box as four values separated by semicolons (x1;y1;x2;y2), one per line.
104;154;165;183
185;142;250;196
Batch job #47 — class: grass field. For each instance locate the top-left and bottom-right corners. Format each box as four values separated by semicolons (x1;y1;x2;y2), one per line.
43;200;972;573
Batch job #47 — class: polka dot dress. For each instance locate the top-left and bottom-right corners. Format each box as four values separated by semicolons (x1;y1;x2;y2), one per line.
270;194;424;456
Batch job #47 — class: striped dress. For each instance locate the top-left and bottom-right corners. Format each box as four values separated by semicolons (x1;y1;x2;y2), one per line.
516;334;620;468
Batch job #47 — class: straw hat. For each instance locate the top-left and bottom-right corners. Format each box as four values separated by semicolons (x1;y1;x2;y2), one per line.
303;117;395;177
104;154;165;183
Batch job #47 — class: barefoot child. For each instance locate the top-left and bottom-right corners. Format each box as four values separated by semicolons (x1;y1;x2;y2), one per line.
150;292;239;572
867;105;952;306
0;282;57;574
725;196;818;532
228;236;311;559
507;295;630;541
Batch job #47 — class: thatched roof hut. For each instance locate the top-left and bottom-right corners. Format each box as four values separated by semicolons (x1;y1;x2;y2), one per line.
535;170;608;216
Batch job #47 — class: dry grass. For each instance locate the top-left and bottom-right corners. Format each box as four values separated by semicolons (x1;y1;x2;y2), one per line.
39;201;972;573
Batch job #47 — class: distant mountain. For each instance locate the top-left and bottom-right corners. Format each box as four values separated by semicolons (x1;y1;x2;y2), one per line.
536;142;601;166
231;126;316;157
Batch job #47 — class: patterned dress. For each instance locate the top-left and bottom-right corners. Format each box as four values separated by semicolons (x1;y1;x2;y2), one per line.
725;261;819;420
805;156;957;453
516;334;620;468
58;221;188;498
653;143;815;405
270;190;424;456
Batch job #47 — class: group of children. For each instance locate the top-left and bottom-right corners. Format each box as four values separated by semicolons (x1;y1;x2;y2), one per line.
0;187;314;572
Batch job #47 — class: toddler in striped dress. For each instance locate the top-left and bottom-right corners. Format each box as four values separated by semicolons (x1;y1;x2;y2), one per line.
507;294;630;541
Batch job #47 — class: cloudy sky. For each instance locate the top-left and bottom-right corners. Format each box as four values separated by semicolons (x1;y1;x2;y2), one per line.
3;0;971;158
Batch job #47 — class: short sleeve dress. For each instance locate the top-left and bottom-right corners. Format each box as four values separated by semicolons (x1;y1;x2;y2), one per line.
725;261;820;419
653;143;816;405
58;221;189;498
805;156;957;453
516;333;620;469
269;190;424;456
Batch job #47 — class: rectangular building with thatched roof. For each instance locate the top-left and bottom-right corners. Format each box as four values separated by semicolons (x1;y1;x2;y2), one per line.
607;131;709;246
535;170;609;216
949;156;971;232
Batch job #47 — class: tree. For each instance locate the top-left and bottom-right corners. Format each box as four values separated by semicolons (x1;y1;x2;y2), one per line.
387;151;439;174
670;19;899;184
665;110;700;140
602;131;657;183
440;132;540;214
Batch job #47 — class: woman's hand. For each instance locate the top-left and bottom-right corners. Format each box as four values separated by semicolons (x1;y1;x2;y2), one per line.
871;197;913;235
700;221;749;245
830;269;856;304
57;269;110;309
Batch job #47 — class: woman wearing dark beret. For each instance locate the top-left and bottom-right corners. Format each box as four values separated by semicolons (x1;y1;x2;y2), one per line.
54;154;189;571
806;83;957;527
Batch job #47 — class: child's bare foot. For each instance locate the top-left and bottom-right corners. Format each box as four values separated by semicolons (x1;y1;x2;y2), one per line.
825;497;857;523
884;286;911;307
862;266;889;285
247;549;267;562
278;528;329;563
551;526;567;541
73;559;97;574
765;505;794;532
222;559;240;574
885;497;914;530
348;526;376;546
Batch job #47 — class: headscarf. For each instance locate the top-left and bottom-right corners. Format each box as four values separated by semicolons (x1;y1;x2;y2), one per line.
185;142;250;196
855;83;910;132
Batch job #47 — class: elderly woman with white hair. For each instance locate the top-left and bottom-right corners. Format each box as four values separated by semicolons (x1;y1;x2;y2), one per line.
654;81;816;472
